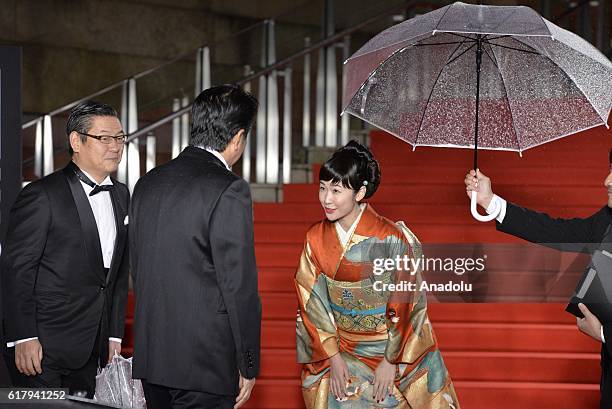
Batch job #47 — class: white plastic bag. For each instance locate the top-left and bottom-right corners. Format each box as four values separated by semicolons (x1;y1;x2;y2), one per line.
94;353;146;408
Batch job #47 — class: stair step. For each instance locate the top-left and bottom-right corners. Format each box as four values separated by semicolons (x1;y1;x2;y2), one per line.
257;293;578;323
257;320;600;353
255;348;600;384
241;378;599;409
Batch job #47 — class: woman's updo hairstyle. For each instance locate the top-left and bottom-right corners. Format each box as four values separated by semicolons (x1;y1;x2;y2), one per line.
319;140;381;200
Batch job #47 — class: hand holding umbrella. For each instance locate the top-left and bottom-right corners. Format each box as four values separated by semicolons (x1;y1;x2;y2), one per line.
465;169;500;221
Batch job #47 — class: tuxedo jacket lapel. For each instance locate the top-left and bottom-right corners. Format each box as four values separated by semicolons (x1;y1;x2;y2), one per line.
107;187;127;285
63;164;106;281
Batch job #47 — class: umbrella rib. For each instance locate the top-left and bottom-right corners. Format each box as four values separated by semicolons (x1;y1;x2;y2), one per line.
415;41;468;46
414;41;468;148
448;33;477;42
485;41;540;55
488;43;522;152
486;35;510;41
482;44;499;70
446;43;476;66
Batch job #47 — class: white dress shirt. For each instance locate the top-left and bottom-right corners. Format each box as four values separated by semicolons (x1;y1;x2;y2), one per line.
7;168;121;347
485;194;605;343
200;146;231;171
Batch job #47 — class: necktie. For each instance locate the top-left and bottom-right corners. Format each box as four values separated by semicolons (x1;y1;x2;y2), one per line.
73;165;113;196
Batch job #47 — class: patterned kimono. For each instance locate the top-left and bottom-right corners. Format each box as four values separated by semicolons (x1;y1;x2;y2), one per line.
295;204;459;409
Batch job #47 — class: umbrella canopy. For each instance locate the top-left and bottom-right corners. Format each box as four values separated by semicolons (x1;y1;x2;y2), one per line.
343;1;612;154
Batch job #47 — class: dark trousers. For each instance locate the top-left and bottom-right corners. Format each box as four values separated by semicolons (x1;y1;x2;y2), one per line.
3;324;103;398
142;380;236;409
601;346;612;409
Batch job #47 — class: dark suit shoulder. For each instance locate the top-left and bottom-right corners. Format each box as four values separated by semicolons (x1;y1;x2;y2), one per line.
138;151;238;193
23;169;67;198
111;178;130;199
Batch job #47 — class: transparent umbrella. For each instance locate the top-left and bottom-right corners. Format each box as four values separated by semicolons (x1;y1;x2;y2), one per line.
342;1;612;221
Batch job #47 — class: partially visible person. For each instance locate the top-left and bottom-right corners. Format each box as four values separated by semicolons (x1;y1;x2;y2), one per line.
1;101;130;397
296;141;459;408
465;162;612;409
130;85;261;409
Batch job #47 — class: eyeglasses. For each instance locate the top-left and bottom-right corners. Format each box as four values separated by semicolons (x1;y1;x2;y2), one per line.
78;132;127;145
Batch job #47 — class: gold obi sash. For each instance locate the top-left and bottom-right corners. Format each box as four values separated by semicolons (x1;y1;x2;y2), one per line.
324;272;393;336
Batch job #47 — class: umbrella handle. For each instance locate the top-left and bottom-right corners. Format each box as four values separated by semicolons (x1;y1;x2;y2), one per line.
470;191;499;222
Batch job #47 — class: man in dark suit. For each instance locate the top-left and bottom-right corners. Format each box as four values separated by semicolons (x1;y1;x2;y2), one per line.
465;165;612;408
130;85;261;409
1;101;130;397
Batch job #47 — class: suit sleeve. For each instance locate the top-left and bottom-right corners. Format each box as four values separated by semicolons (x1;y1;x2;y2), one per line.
1;182;51;342
209;178;261;379
604;325;612;355
497;203;606;252
109;187;129;339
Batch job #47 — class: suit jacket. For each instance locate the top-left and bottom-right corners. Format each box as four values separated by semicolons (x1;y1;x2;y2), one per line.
1;162;130;369
498;202;612;354
130;147;261;395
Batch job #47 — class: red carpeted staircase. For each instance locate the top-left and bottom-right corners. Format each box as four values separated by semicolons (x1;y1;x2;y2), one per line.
124;125;611;408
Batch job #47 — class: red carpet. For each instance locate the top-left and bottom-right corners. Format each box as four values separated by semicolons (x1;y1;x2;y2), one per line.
125;124;611;408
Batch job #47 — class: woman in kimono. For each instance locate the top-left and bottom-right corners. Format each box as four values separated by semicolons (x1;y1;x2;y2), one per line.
295;141;459;408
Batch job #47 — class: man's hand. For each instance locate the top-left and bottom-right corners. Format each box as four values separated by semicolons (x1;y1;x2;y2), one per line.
329;353;350;400
577;303;603;342
15;339;43;376
373;358;396;403
234;375;255;409
108;340;122;363
464;169;494;209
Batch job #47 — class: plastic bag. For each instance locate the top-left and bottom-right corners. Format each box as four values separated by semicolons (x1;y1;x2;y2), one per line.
94;353;146;408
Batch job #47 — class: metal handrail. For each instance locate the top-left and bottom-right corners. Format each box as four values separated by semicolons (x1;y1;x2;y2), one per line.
21;20;266;130
126;0;419;143
125;0;598;144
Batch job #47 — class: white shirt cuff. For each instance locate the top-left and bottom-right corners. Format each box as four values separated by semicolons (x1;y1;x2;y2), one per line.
485;194;507;223
602;326;606;343
6;337;38;348
109;338;122;343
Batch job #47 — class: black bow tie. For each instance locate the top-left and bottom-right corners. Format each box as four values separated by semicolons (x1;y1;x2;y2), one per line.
89;185;113;196
72;163;114;196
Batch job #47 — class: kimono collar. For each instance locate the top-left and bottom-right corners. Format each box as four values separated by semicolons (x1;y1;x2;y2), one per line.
335;203;366;247
353;203;381;236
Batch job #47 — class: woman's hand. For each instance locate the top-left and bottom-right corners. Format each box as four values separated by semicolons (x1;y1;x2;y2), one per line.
329;353;350;400
373;358;396;403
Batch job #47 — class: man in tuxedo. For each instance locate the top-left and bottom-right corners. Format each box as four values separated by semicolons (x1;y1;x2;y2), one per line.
130;84;261;409
1;101;130;397
465;165;612;408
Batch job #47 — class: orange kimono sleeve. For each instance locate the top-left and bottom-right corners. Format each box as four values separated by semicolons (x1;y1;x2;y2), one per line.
295;239;340;364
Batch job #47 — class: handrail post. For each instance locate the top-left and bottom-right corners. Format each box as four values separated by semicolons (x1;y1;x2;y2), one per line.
146;132;156;172
256;19;279;184
315;48;325;147
265;19;279;184
282;66;292;184
242;65;253;182
120;78;139;191
34;118;43;178
42;115;54;176
195;46;211;95
340;35;351;146
181;95;190;150
302;37;311;147
324;44;337;147
171;98;181;158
